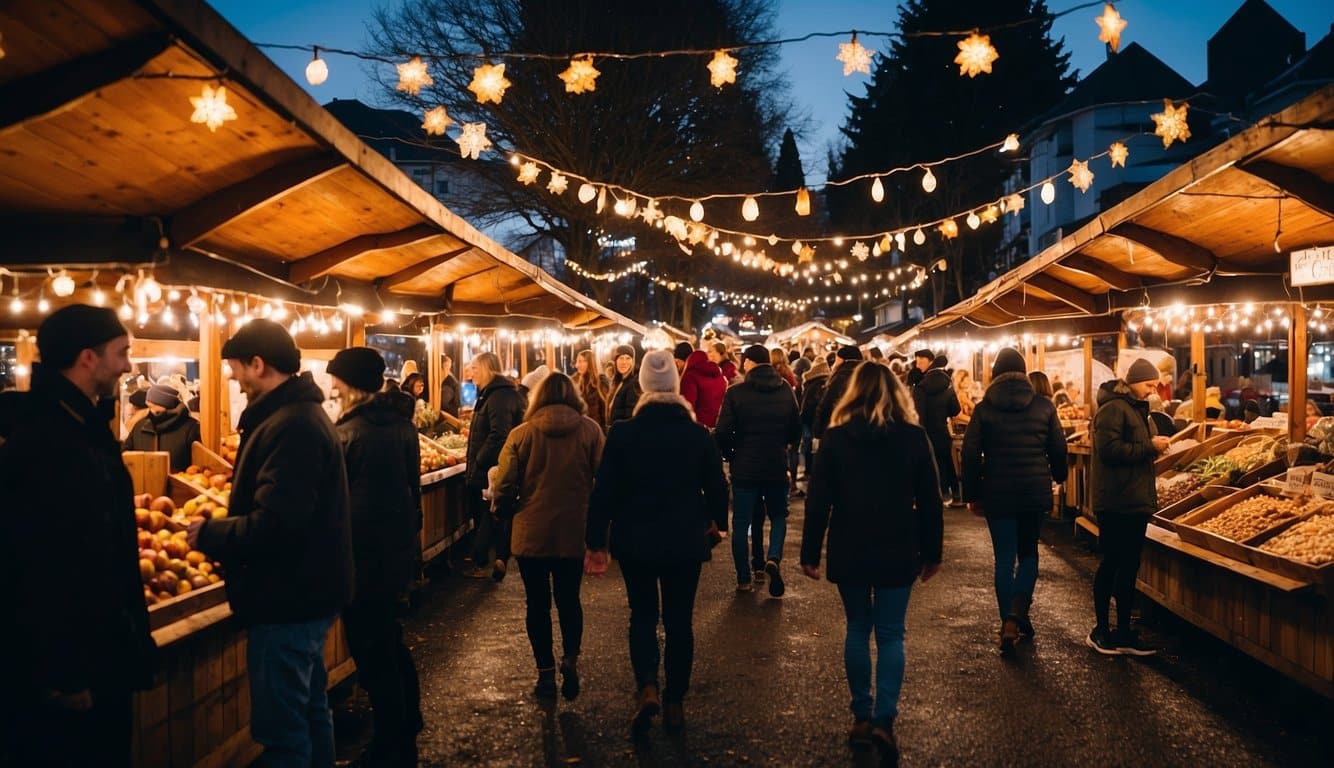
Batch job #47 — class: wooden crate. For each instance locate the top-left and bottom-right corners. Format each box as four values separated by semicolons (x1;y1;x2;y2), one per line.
421;468;470;562
1247;512;1334;587
123;450;171;497
1155;484;1236;533
1155;432;1246;475
1177;485;1314;564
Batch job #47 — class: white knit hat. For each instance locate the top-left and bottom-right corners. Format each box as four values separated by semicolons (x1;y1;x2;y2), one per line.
521;364;550;392
638;349;679;394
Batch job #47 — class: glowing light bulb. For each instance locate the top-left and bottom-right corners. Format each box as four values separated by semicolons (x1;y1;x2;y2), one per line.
690;201;705;222
921;168;937;193
1040;181;1056;205
305;50;329;86
871;177;885;202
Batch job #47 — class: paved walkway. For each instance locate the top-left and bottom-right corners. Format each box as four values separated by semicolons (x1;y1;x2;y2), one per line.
333;503;1331;767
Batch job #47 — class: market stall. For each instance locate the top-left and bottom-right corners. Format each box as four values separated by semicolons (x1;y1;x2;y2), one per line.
0;0;645;763
765;320;854;352
895;85;1334;697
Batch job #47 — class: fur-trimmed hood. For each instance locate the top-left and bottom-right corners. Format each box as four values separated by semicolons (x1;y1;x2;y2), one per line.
633;391;695;420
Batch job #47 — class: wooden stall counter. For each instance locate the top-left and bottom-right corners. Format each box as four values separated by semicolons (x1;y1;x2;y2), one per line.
420;462;470;563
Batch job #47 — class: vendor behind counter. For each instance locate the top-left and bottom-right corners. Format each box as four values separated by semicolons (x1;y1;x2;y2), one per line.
122;383;200;471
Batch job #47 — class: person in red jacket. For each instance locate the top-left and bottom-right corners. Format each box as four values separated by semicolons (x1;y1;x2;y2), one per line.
680;350;726;428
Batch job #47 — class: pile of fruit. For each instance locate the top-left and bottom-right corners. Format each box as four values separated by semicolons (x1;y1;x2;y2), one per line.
1157;474;1202;509
174;465;232;504
418;434;464;474
132;493;224;606
1221;435;1281;473
1215;419;1249;430
1057;404;1088;421
219;433;240;464
435;433;468;451
1259;513;1334;565
1196;495;1310;542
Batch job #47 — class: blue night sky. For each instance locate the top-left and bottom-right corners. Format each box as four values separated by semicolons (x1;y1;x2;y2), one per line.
211;0;1331;178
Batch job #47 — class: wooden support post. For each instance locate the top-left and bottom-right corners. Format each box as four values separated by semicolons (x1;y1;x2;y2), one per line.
1291;304;1308;443
349;317;366;347
197;301;224;452
981;348;992;387
1191;325;1206;425
1036;340;1047;373
14;330;34;391
427;324;441;415
1083;336;1095;414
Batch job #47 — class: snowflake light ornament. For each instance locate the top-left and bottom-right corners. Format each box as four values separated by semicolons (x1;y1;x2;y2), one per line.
546;172;569;195
1152;99;1190;148
455;122;491;160
1001;193;1025;215
422;106;452;136
516;162;540;185
980;204;1001;224
1068;160;1095;192
851;241;870;261
955;33;998;78
559;57;600;94
469;62;511;104
1095;4;1128;54
938;219;959;240
189;84;237;132
640;199;664;225
396;57;433;95
1109;141;1129;168
708;50;739;88
837;33;873;76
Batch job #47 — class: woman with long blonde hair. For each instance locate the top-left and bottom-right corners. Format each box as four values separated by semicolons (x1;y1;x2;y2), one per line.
573;349;609;428
800;362;943;762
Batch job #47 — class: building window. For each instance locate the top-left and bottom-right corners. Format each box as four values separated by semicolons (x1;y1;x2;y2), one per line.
435;179;450;195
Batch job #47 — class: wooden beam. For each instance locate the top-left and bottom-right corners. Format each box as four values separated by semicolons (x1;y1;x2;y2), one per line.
287;224;442;284
169;154;347;247
1110;223;1216;273
1106;275;1334;311
1238;160;1334;220
1026;273;1102;315
381;246;472;288
1059;253;1145;292
0;31;173;135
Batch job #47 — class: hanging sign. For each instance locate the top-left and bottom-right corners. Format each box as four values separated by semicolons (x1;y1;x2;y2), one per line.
1289;245;1334;287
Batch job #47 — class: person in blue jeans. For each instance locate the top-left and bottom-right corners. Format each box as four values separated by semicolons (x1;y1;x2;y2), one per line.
960;348;1068;654
716;345;802;596
801;362;944;764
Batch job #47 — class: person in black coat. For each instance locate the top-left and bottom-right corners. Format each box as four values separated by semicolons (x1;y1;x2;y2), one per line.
122;383;201;471
439;354;461;418
906;349;933;388
1;306;155;768
607;344;642;427
587;350;728;738
814;345;863;439
912;355;961;504
801;361;943;759
328;347;423;765
716;345;802;596
463;351;527;580
189;320;353;767
960;349;1068;653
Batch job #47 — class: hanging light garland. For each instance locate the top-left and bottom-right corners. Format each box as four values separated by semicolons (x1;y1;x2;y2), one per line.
1151;99;1191;148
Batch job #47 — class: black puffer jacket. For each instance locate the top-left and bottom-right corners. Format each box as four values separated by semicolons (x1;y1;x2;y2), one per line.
198;373;354;626
1092;381;1158;517
960;372;1068;514
587;397;728;562
123;403;201;472
802;417;943;587
439;373;461;417
336;390;421;600
800;372;829;430
465;375;525;489
607;373;641;427
1;366;156;698
912;367;960;448
814;363;857;438
715;365;801;487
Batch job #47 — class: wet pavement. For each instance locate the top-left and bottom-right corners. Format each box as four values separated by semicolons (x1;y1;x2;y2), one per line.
333;501;1333;767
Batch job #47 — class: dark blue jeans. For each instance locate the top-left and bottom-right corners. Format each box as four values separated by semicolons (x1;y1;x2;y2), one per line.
837;583;912;725
731;484;788;583
247;617;335;768
986;507;1044;622
620;559;703;702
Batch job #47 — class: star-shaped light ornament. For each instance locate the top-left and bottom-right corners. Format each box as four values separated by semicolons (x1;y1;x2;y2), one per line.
798;245;816;263
516;162;540;185
980;205;1001;224
837;33;873;76
189;84;238;132
663;216;688;241
851;241;870;261
938;219;959;240
1152;99;1191;148
708;50;739;88
422;106;452;136
1001;193;1025;215
469;62;511;104
546;172;569;195
1068;160;1095;193
1109;141;1129;168
955;33;998;78
396;57;433;95
640;199;664;225
559;57;600;94
455;122;491;160
1095;4;1128;54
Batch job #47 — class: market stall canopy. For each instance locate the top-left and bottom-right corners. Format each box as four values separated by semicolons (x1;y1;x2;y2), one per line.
903;84;1334;338
765;321;854;349
0;0;643;334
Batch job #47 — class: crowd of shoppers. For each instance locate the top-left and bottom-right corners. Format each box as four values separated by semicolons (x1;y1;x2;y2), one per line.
4;309;1176;766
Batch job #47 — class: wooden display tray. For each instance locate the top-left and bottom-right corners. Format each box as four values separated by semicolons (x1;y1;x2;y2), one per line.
147;580;228;634
123;451;171;498
1246;512;1334;587
1176;485;1316;564
169;442;233;507
1156;432;1247;475
1155;484;1237;533
1234;458;1288;487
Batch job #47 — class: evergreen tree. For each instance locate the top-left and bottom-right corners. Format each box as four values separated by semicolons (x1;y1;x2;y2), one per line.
771;127;805;190
827;0;1075;312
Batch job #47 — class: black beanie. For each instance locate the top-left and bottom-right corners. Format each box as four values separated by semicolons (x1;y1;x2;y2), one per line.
992;348;1027;377
613;344;636;362
220;319;300;373
742;344;770;366
913;348;934;362
37;304;128;370
673;342;694;361
836;344;863;361
932;354;949;369
327;347;386;394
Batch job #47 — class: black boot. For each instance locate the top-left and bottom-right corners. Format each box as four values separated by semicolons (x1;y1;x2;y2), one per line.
559;656;580;700
1011;592;1034;640
534;667;557;699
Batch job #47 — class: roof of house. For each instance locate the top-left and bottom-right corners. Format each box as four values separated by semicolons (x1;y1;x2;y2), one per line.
324;98;456;165
1035;43;1196;127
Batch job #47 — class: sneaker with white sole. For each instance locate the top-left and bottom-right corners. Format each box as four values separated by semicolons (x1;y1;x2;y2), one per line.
735;581;754;594
1114;629;1158;657
1085;625;1121;656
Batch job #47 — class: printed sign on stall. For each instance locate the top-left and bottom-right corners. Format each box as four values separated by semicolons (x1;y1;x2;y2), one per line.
1310;471;1334;500
1290;245;1334;287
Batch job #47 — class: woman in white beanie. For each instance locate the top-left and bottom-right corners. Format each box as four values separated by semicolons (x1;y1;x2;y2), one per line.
587;350;728;739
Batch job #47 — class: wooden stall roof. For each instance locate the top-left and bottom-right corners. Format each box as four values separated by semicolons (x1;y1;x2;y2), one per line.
901;84;1334;339
766;321;854;348
0;0;644;333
